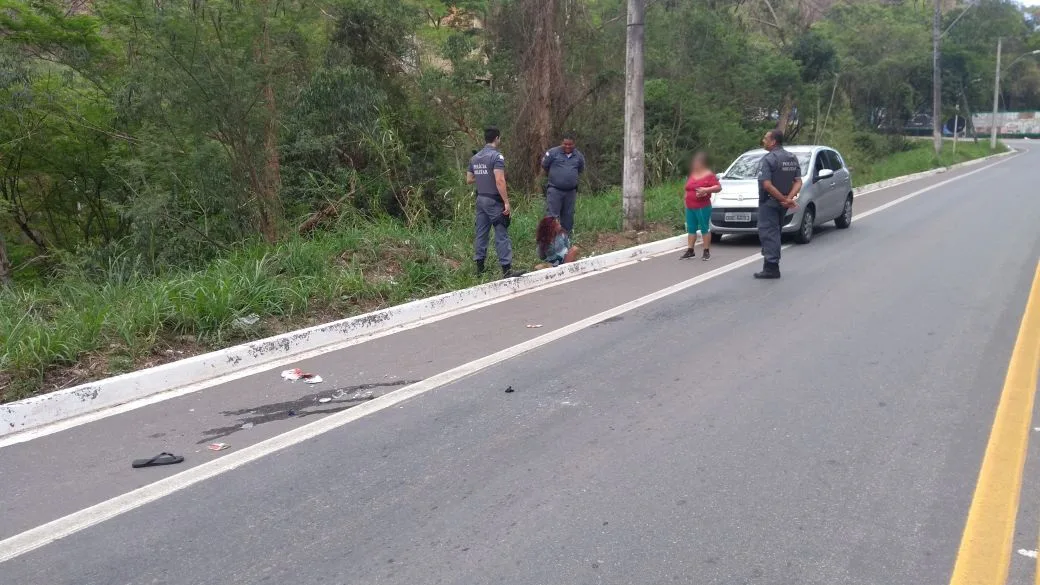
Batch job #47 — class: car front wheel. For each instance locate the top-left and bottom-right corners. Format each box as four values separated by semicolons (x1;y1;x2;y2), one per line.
795;205;815;244
835;195;853;229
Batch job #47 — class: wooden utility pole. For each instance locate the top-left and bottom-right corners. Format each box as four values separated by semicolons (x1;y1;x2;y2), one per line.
932;0;942;156
622;0;645;231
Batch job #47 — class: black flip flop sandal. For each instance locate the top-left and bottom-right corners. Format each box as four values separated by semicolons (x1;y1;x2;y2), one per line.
132;452;185;469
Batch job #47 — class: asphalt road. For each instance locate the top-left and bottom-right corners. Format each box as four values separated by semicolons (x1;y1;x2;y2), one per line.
2;143;1039;585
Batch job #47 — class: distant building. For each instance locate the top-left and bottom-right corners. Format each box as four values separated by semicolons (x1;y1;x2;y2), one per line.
973;111;1040;137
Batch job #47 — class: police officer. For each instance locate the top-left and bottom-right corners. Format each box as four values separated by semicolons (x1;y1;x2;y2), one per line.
467;127;521;278
541;133;585;234
755;129;802;279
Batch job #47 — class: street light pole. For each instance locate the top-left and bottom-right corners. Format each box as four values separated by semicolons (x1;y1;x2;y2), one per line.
990;38;1002;150
932;0;942;156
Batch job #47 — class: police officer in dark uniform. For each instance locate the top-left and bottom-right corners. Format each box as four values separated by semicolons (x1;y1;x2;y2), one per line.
755;129;802;279
467;127;521;278
541;133;585;234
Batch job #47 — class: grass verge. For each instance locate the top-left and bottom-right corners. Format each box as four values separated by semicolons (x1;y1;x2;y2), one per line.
0;139;1005;402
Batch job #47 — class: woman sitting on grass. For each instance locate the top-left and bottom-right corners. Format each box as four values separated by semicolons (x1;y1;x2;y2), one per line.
535;216;581;269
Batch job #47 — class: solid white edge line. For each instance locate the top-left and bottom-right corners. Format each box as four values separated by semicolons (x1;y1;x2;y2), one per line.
0;151;1018;564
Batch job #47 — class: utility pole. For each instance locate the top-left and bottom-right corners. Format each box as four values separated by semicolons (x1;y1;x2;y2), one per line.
932;0;942;157
953;104;959;155
622;0;645;231
990;37;1002;150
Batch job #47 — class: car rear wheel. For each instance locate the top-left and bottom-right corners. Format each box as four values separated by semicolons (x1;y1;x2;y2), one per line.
795;205;815;244
835;195;853;229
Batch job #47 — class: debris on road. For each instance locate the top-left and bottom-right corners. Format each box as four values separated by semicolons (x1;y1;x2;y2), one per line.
1018;549;1038;559
233;313;260;328
505;385;515;393
241;422;254;429
333;389;375;401
131;452;185;468
526;324;543;329
287;409;297;417
318;397;332;403
207;443;230;452
281;368;324;384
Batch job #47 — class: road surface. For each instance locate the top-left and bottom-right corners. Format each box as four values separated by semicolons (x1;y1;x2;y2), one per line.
1;143;1039;585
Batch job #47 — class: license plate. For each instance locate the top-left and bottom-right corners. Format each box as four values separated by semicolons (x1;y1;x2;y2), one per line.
725;212;752;222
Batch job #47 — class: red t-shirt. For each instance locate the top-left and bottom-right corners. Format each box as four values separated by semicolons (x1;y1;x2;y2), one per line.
684;172;720;209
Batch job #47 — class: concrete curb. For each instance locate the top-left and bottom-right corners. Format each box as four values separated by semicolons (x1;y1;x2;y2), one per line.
1;233;687;437
0;146;1015;439
853;147;1014;196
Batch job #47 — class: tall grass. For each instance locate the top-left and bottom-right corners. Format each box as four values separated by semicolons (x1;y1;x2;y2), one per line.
0;141;1002;401
854;139;1003;186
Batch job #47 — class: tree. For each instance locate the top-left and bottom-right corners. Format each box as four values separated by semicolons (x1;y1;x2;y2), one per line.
818;1;932;130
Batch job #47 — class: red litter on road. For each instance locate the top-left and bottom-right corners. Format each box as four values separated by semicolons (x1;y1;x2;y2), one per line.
280;368;323;384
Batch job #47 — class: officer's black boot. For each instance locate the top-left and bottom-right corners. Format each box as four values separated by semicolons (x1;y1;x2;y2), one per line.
753;261;781;279
501;264;525;279
475;259;486;275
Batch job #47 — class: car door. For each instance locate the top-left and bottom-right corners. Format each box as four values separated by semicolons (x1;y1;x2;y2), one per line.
818;150;843;219
829;149;853;204
810;151;836;220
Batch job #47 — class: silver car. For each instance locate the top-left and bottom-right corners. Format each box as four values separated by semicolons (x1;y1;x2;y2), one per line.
709;145;854;244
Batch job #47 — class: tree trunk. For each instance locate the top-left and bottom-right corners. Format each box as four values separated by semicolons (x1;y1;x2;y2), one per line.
622;0;645;231
776;93;795;136
256;2;282;244
513;0;560;190
0;231;13;287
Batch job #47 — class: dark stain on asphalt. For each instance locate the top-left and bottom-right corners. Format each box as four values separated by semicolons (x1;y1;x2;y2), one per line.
593;316;624;327
198;380;419;443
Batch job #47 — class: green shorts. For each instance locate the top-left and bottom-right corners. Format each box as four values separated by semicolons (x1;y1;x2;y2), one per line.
685;206;712;235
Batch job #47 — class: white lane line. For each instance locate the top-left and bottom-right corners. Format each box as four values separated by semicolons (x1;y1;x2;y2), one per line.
0;152;1017;564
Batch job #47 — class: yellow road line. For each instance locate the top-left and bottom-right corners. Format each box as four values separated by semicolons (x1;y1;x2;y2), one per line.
949;261;1040;585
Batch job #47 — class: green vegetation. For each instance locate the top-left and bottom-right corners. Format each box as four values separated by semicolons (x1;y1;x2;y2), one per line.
852;140;1006;186
0;0;1034;398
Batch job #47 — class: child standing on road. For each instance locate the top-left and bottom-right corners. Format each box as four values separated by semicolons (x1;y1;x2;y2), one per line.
681;152;722;261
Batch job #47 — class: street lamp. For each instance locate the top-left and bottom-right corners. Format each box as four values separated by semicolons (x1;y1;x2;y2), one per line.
990;41;1040;149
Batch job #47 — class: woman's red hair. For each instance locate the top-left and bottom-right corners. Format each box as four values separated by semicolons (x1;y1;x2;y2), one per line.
536;216;558;259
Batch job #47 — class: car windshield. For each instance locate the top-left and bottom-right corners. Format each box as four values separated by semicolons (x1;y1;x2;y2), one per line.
722;152;811;180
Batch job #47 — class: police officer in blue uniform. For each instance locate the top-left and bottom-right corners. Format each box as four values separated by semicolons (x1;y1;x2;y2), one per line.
755;129;802;279
467;127;521;278
541;133;585;234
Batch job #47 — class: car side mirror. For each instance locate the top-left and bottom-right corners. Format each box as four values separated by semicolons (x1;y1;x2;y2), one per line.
816;168;834;181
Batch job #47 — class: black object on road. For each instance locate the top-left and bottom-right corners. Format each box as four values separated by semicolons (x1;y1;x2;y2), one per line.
505;386;515;393
131;452;184;469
